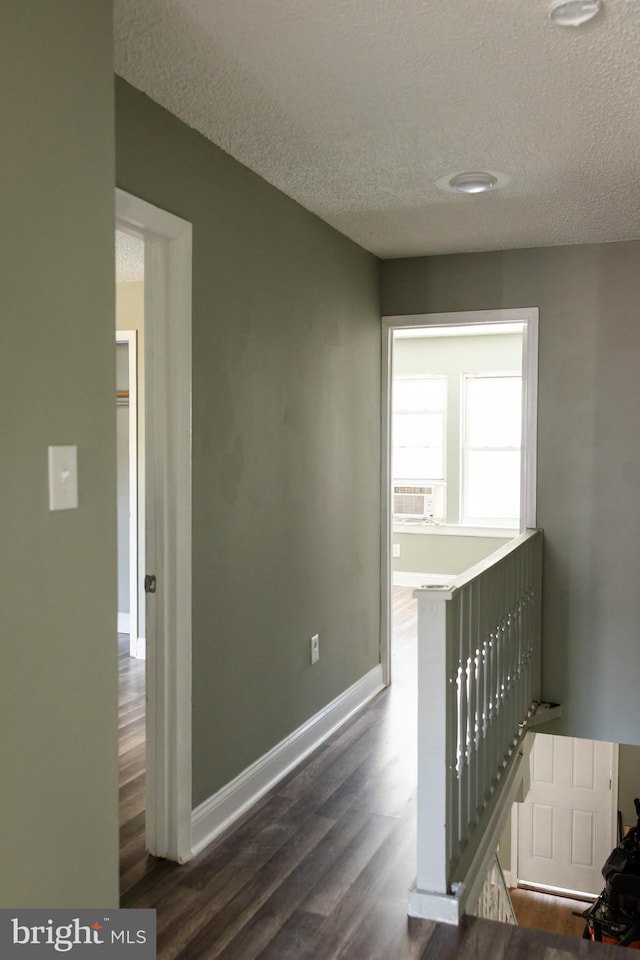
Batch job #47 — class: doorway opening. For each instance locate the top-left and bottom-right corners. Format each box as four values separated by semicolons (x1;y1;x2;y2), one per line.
513;733;618;898
115;189;193;891
116;329;141;658
504;732;625;940
116;231;146;893
381;308;539;683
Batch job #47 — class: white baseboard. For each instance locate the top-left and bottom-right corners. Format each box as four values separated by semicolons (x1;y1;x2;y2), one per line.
117;612;130;634
191;664;384;857
393;571;454;588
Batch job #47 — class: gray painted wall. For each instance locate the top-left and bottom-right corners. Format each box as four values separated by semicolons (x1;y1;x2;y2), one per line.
115;79;382;806
0;2;118;906
382;243;640;745
393;533;510;576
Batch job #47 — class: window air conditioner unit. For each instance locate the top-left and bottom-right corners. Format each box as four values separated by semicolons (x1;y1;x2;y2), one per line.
393;483;445;521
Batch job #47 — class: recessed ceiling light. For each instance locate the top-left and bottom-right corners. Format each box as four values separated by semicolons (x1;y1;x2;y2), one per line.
448;172;497;194
548;0;601;27
435;170;509;195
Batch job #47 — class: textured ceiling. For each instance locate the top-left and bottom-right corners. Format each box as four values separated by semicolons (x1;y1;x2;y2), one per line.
114;0;640;258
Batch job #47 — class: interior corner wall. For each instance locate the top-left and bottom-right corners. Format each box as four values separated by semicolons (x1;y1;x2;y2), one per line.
0;2;118;905
382;242;640;746
115;79;382;806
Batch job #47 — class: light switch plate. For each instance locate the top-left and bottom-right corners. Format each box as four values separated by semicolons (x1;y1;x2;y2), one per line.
48;445;78;510
311;633;320;664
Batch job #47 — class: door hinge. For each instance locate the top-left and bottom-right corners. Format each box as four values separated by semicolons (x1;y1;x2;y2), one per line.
145;574;157;594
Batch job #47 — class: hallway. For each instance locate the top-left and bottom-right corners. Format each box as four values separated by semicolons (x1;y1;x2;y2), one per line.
119;588;616;958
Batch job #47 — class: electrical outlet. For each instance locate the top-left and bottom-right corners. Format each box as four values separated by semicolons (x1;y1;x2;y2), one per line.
310;633;320;664
392;543;400;558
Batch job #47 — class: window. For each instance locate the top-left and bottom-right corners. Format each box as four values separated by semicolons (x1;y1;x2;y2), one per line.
392;377;446;481
392;377;447;521
390;323;527;531
462;374;522;526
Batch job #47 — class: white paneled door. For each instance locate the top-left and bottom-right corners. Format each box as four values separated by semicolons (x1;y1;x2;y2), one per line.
517;734;617;897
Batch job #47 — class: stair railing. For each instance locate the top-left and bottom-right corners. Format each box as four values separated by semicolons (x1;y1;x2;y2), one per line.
408;529;543;923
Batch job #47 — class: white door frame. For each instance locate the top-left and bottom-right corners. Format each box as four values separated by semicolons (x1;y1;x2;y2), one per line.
115;330;140;659
381;307;539;685
116;188;193;862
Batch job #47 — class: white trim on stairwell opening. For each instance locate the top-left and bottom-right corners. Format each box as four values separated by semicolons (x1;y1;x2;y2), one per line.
191;665;384;857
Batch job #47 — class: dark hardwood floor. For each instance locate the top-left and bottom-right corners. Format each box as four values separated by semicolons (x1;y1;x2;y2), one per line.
118;633;158;896
118;587;620;957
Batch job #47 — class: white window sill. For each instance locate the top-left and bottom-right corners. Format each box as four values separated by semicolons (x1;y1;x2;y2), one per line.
392;522;518;538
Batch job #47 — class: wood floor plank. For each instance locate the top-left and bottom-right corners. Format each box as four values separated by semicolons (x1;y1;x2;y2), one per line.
510;888;590;939
209;811;377;960
252;909;325;960
276;721;385;808
118;636;147;897
333;896;437;960
177;795;302;892
336;807;416;905
120;856;172;902
120;861;178;909
165;813;338;960
120;810;145;844
311;730;413;821
291;816;418;958
300;812;398;917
